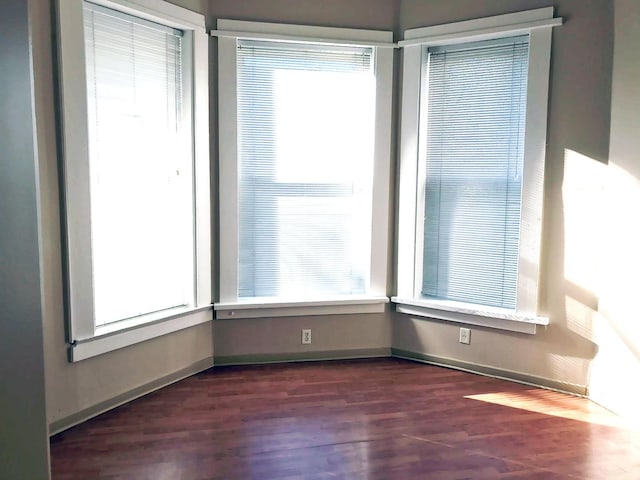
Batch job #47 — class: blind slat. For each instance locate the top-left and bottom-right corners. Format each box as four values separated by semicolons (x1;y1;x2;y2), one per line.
421;37;529;309
84;2;192;326
237;40;375;299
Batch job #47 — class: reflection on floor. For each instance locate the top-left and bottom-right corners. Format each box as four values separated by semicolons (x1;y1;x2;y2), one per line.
50;357;640;479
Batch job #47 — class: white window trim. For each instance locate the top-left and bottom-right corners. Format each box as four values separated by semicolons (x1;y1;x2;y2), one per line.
216;19;394;319
395;8;561;334
210;19;398;48
397;8;562;47
56;0;211;361
71;306;212;362
215;296;390;320
391;297;548;335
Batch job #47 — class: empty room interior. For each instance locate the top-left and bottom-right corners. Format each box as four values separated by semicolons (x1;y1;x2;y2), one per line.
2;0;640;478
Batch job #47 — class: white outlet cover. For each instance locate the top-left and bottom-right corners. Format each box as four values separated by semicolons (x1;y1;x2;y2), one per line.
302;329;312;344
459;328;471;345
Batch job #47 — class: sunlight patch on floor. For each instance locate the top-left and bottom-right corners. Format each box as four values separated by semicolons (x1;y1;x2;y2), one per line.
465;389;638;430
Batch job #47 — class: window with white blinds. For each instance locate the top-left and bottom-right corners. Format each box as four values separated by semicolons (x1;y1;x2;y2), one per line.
58;0;210;360
420;37;529;309
394;8;556;331
83;2;194;326
236;40;376;300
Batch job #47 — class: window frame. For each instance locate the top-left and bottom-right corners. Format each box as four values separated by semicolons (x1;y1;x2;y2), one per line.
393;8;561;334
215;20;394;319
56;0;211;361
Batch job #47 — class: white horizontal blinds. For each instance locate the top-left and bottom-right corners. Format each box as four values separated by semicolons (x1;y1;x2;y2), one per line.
237;40;375;299
83;2;194;325
421;36;529;309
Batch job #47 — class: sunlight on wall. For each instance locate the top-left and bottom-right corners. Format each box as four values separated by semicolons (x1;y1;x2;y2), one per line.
563;296;596;343
545;351;591;388
589;309;640;419
562;149;605;298
600;163;640;326
561;149;606;346
562;150;640;420
589;160;640;421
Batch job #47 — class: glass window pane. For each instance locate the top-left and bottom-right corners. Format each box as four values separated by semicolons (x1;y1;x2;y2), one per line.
237;41;376;299
421;37;529;309
83;3;193;325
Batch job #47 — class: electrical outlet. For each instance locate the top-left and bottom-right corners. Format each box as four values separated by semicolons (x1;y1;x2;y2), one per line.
459;327;471;345
302;329;312;345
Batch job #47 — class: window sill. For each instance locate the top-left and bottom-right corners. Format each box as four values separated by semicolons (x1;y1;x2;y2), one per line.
69;305;213;362
214;296;389;319
391;297;548;334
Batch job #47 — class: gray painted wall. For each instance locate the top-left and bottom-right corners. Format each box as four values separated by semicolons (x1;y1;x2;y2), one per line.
207;0;399;31
39;0;397;429
35;0;215;427
207;0;398;365
214;313;391;362
0;0;51;477
27;0;637;434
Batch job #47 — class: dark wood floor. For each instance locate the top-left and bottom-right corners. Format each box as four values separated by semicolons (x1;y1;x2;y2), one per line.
50;358;640;479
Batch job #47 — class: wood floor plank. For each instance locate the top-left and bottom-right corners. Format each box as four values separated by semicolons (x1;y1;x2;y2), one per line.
50;358;640;479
